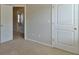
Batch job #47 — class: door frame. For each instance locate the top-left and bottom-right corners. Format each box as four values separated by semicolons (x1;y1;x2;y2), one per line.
12;5;27;40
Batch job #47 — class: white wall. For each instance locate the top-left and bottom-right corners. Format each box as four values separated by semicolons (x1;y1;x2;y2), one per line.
26;4;52;46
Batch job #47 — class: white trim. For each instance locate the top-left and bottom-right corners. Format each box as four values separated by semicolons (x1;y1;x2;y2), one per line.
24;5;27;40
27;38;52;47
0;5;1;43
0;39;13;44
12;4;25;7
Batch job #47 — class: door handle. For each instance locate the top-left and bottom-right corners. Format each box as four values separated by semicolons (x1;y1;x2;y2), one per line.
74;28;77;30
0;25;3;27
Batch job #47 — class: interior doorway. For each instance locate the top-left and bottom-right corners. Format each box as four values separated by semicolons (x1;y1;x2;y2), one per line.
13;7;25;40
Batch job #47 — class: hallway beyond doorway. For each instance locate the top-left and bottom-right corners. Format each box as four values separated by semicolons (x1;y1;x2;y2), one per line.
13;31;24;40
13;7;25;40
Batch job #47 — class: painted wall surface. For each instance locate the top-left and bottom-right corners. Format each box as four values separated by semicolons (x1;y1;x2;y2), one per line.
26;4;52;46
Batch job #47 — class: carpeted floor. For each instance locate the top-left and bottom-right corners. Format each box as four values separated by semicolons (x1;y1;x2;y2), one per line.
0;37;75;55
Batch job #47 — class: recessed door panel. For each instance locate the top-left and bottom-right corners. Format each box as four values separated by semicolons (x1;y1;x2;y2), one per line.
57;5;74;25
56;30;74;46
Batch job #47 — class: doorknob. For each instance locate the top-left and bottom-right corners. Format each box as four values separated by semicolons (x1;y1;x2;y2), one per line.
0;25;3;27
74;28;77;30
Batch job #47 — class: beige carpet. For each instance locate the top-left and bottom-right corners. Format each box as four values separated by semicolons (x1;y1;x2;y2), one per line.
0;38;75;55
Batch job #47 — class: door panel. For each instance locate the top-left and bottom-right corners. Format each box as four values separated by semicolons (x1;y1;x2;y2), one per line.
53;4;79;54
57;5;74;25
1;5;13;43
56;30;74;46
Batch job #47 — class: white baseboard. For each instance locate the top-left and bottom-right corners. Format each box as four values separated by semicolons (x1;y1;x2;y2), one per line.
27;38;52;47
0;39;13;44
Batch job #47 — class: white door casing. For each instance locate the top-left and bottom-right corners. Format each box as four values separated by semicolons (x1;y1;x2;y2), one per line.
52;4;79;54
0;5;1;42
1;5;13;43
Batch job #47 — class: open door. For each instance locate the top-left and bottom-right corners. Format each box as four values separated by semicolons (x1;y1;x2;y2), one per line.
52;4;79;54
1;5;13;43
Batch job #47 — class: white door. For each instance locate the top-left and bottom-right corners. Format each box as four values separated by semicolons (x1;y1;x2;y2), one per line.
1;5;13;43
0;5;1;42
52;4;79;54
